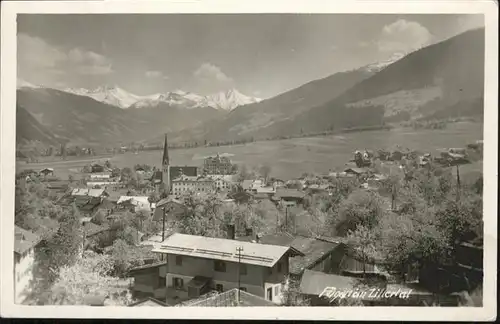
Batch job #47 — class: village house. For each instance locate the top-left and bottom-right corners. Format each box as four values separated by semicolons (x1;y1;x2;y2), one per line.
128;262;169;300
237;233;388;281
58;194;105;216
45;180;70;194
171;175;216;197
273;188;305;208
344;167;370;178
205;174;235;192
82;221;112;251
39;168;54;177
153;197;187;223
117;196;152;213
151;233;298;305
71;188;109;198
14;226;42;304
203;153;234;175
227;191;253;204
241;179;265;193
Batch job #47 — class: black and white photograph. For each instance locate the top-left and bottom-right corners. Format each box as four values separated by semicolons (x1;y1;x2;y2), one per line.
0;0;497;321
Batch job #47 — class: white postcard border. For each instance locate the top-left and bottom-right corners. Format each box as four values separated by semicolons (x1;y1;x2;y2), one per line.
1;0;497;321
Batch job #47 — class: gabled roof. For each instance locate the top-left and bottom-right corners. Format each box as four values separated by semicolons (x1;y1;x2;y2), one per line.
300;270;360;296
237;234;345;275
83;222;110;237
236;233;304;257
344;167;369;175
152;233;292;267
129;297;168;307
14;226;41;255
128;261;168;276
275;188;305;199
71;188;107;197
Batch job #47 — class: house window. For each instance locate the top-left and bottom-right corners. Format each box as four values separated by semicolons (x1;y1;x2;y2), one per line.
277;262;282;273
215;284;224;293
175;255;183;266
173;277;184;290
239;287;247;292
159;277;166;287
274;285;280;296
240;264;247;275
214;260;226;272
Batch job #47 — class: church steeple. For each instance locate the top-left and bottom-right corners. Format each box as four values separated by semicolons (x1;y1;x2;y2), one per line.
162;133;170;193
162;133;169;167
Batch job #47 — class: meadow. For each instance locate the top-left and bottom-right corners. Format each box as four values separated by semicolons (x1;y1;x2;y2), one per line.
18;122;483;181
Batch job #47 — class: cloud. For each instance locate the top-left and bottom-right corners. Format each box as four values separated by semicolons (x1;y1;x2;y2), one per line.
194;63;233;83
17;34;67;70
146;70;168;79
377;19;434;53
17;33;113;80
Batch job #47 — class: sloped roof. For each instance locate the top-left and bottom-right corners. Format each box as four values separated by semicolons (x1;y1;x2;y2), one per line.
128;261;168;276
288;236;344;275
83;222;110;237
237;234;344;275
187;288;275;307
275;188;305;199
14;225;41;255
344;167;369;175
129;297;168;307
71;188;107;197
152;233;292;267
300;270;360;296
170;166;198;179
117;196;150;209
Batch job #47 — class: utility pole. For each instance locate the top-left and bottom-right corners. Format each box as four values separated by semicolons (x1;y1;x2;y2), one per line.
285;206;288;230
236;246;243;305
456;164;461;201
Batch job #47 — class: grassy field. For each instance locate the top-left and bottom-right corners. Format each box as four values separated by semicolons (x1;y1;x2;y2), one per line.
18;122;483;181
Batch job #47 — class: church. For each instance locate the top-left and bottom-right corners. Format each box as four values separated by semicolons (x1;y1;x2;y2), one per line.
152;134;199;194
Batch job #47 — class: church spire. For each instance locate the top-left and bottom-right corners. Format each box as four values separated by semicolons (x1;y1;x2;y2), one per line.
162;133;169;167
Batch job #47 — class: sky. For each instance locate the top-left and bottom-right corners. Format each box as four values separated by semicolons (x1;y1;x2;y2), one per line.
17;14;484;99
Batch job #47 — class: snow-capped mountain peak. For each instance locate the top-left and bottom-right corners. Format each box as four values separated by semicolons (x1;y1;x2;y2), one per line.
17;78;41;89
362;52;407;73
63;85;141;108
203;88;262;111
55;83;260;111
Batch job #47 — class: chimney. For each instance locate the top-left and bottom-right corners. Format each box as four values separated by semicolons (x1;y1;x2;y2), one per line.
227;224;235;240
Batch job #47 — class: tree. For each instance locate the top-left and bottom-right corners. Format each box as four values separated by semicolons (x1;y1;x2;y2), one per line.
335;190;384;237
120;167;137;188
110;239;132;277
47;251;133;305
281;275;310;306
347;225;381;277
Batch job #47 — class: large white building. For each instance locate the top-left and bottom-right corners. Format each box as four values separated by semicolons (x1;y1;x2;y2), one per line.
171;175;216;196
205;174;235;192
14;226;41;304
